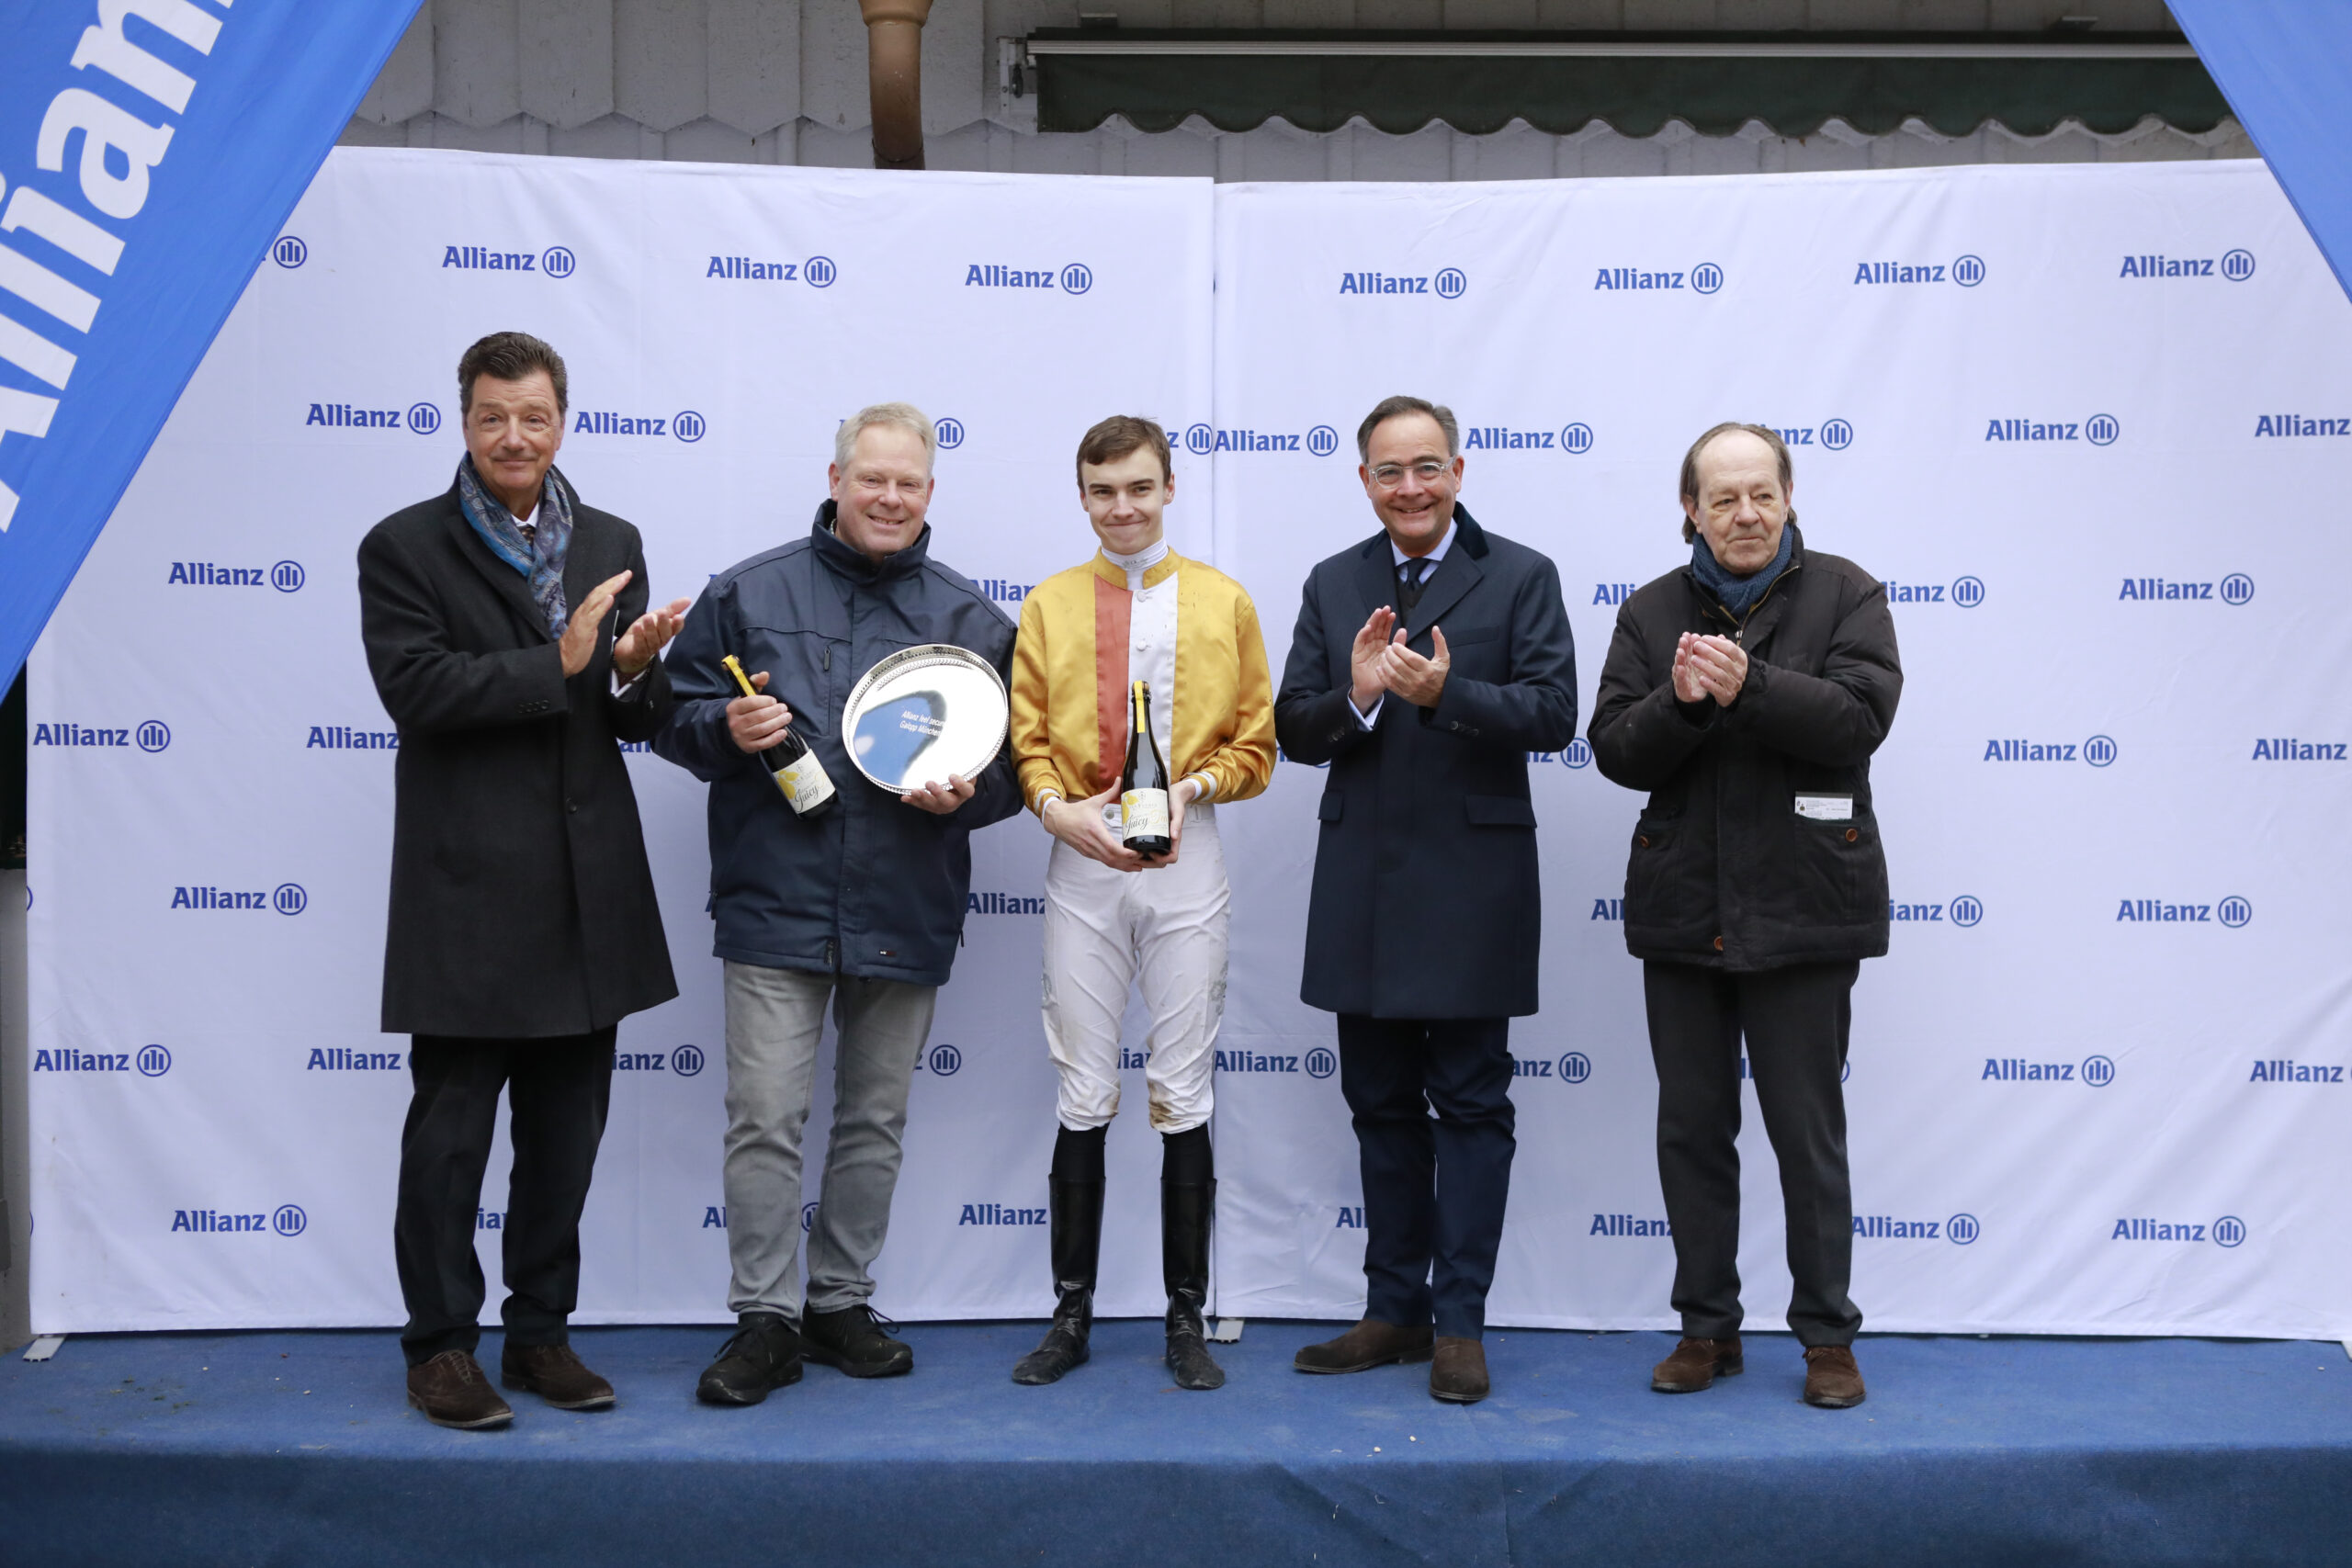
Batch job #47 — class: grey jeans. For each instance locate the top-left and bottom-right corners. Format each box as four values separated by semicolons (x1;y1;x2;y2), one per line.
722;961;937;1322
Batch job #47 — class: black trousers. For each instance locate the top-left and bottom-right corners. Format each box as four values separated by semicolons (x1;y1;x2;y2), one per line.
1644;960;1862;1348
393;1029;616;1367
1335;1014;1516;1340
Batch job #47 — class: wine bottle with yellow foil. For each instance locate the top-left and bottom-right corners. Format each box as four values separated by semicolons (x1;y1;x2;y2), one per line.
722;654;835;818
1119;679;1171;859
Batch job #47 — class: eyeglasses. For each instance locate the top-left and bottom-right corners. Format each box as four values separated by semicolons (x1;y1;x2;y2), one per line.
1369;460;1452;490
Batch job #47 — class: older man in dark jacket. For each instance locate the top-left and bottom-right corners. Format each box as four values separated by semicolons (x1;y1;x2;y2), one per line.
361;331;689;1430
654;402;1020;1406
1276;396;1577;1404
1589;422;1900;1411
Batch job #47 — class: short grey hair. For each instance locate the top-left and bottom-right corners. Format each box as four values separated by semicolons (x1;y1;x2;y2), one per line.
1356;395;1460;462
834;401;937;472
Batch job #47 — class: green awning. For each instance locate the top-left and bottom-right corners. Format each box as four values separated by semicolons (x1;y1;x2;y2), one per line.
1028;32;2232;140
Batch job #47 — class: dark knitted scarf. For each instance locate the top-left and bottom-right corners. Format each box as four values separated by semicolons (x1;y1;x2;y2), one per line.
456;454;573;637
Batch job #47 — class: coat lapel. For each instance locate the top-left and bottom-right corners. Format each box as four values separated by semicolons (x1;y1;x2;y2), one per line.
1355;531;1396;622
1401;506;1487;646
439;484;556;645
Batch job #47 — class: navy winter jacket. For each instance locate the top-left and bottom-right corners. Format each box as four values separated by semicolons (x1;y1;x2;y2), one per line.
654;503;1022;987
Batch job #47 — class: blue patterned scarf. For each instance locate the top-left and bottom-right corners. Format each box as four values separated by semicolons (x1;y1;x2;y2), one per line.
455;454;572;637
1690;525;1794;621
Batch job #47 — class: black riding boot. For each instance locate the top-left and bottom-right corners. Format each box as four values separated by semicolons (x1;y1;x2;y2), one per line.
1162;1175;1226;1391
1012;1176;1103;1385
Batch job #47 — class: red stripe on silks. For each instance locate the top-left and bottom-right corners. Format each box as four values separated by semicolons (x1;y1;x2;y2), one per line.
1092;573;1132;795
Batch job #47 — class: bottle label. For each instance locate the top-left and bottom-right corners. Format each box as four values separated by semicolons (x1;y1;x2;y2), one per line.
1121;787;1170;841
777;751;835;813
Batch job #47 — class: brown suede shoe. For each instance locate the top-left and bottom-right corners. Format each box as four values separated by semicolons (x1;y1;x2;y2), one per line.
501;1342;616;1411
1651;1336;1745;1393
407;1350;514;1429
1294;1318;1436;1374
1803;1345;1866;1408
1430;1337;1489;1404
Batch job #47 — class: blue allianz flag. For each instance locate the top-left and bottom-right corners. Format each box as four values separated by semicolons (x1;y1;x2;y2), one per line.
2168;2;2352;304
0;0;424;686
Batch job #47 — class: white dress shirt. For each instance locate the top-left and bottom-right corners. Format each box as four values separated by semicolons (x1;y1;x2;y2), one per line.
1353;517;1458;729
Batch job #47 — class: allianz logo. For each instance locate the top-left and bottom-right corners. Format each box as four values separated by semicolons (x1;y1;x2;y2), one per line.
971;578;1035;604
702;1201;821;1230
1183;423;1341;457
442;243;574;276
1984;734;2117;764
1594;263;1723;294
1530;740;1591;770
2249;737;2349;761
1590;1213;1672;1236
967;262;1091;294
1884;576;1985;607
1510;1052;1591;1082
1120;1047;1153;1069
574;410;706;444
172;884;309;915
612;1044;707;1076
1216;1047;1338;1078
307;1048;403;1071
2114;1214;2246;1247
169;559;304;592
33;719;171;751
36;1044;172;1077
2250;1059;2345;1084
959;1202;1046;1226
1893;897;1984;926
915;1043;964;1076
1592;582;1636;605
307;401;440;434
2254;414;2348;437
1771;421;1852;450
967;891;1045;915
1985;414;2120;445
2120;574;2253;604
1856;1212;1978;1243
2119;249;2254;281
308;725;398;750
707;254;835;286
1983;1054;2114;1086
2118;896;2251;927
476;1209;508;1231
1462;423;1592;453
1853;254;1984;287
173;1204;307;1236
1589;898;1622;921
1340;268;1466;298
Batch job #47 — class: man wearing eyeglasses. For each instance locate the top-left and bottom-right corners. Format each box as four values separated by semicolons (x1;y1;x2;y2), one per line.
1274;395;1578;1404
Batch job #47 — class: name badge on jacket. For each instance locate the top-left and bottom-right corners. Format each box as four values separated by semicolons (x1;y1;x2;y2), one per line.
1794;795;1854;821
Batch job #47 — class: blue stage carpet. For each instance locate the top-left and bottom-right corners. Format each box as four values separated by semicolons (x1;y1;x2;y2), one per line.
3;1323;2347;1567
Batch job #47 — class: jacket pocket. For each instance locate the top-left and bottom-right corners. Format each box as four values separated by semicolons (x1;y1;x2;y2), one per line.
1790;811;1875;919
1624;810;1681;925
1464;794;1535;828
1317;791;1344;823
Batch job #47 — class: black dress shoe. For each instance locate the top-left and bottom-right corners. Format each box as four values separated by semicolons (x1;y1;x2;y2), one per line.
801;1303;914;1378
1294;1319;1436;1374
696;1314;805;1406
501;1342;616;1410
1430;1337;1489;1404
1160;1179;1225;1391
407;1350;514;1429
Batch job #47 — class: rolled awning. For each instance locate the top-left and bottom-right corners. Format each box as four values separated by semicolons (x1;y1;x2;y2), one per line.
1026;31;2232;140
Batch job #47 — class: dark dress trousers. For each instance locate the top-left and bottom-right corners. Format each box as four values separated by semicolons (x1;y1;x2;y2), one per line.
1275;506;1577;1337
358;470;679;1364
1587;524;1900;1347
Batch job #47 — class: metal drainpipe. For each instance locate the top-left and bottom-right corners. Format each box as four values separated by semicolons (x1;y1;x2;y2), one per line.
860;0;933;171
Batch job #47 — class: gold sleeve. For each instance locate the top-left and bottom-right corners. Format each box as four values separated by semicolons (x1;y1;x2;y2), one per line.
1009;592;1063;816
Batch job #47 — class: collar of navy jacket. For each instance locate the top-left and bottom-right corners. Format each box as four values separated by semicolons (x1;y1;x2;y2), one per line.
1357;502;1493;648
808;497;935;584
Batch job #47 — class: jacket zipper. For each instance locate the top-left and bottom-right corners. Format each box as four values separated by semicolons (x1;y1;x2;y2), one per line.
1708;558;1801;646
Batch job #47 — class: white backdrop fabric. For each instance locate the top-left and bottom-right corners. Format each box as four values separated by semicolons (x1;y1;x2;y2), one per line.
25;150;2351;1340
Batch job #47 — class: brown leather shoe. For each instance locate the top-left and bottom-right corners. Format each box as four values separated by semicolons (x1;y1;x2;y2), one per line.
1803;1345;1866;1408
1430;1337;1489;1404
1294;1318;1436;1374
501;1342;616;1410
1652;1336;1745;1393
406;1350;514;1429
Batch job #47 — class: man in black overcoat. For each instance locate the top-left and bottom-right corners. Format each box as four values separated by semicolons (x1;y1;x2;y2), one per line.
1275;396;1577;1404
358;332;690;1429
1588;422;1900;1411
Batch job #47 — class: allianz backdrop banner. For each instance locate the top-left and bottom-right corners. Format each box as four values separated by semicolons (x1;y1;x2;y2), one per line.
25;151;2351;1340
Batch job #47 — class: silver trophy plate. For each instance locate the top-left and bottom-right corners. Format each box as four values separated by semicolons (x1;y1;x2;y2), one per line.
841;643;1009;792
